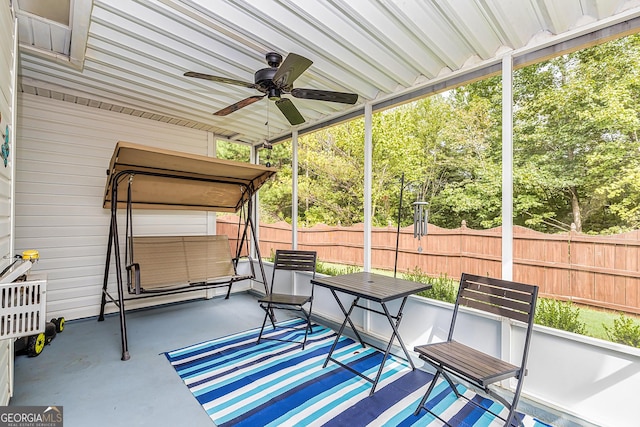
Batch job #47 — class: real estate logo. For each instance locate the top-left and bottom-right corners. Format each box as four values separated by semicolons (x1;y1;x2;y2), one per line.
0;406;63;427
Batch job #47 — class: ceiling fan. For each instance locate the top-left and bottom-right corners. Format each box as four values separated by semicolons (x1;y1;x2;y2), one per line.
184;52;358;126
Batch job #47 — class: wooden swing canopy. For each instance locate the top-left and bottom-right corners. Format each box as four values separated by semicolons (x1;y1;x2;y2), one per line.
103;141;276;212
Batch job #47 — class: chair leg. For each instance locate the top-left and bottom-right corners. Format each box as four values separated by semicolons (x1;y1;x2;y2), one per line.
267;307;276;329
505;409;522;427
301;309;312;350
256;305;271;344
416;366;523;427
504;376;526;427
268;307;277;326
441;370;462;399
256;301;316;349
414;370;441;416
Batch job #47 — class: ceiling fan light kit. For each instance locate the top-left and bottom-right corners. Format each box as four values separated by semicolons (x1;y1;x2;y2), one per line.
184;52;358;125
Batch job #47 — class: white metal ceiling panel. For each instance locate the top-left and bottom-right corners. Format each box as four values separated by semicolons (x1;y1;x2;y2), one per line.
581;0;627;20
13;0;640;145
533;0;586;34
432;0;506;60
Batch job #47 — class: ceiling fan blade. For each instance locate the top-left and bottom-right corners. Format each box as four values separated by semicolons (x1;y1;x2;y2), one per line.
275;98;305;125
291;88;358;104
272;53;313;90
184;71;258;89
214;95;265;116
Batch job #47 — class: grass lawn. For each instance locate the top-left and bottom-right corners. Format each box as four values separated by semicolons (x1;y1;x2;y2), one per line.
580;307;615;340
579;306;640;341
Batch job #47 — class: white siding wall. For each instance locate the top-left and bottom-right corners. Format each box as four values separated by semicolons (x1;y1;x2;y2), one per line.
15;94;241;322
0;1;15;405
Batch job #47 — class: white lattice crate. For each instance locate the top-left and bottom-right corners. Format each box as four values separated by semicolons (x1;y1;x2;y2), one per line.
0;274;47;340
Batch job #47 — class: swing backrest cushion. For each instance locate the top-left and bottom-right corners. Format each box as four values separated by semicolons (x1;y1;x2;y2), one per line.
130;235;237;291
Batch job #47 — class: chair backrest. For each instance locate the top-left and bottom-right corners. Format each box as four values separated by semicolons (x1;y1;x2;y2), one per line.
270;250;317;293
450;273;539;369
454;273;538;325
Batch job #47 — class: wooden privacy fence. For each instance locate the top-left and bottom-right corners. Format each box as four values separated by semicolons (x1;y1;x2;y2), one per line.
217;216;640;315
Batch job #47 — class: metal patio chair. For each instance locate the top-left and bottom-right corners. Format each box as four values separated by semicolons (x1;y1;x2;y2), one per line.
257;250;317;349
413;273;538;427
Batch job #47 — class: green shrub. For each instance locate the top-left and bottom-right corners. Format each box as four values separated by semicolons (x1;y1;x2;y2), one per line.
534;298;586;334
604;313;640;348
315;262;361;276
403;267;458;304
265;249;275;263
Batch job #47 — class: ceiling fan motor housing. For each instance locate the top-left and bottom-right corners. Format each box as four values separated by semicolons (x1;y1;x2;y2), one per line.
254;68;280;99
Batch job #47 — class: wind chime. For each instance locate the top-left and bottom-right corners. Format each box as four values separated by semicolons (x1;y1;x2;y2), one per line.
394;173;430;277
263;141;273;167
412;200;429;253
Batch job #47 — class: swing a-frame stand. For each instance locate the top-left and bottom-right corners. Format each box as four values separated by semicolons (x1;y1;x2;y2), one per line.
98;142;276;360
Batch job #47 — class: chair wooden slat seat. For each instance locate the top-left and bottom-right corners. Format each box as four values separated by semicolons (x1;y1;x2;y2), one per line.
260;293;313;306
415;341;520;387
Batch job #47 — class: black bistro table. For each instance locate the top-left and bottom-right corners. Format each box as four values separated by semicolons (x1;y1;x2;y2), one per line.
311;271;431;394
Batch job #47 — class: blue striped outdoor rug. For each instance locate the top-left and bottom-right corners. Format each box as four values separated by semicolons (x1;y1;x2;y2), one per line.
165;319;552;427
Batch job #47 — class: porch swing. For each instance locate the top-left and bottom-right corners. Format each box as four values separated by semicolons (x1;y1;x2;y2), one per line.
98;141;276;360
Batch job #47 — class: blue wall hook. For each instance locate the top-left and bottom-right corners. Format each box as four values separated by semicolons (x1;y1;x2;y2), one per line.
1;125;9;167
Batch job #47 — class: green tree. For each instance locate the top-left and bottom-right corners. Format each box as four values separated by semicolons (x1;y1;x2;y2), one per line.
298;122;366;226
513;35;640;233
427;87;502;229
216;140;250;162
371;101;454;228
258;141;293;223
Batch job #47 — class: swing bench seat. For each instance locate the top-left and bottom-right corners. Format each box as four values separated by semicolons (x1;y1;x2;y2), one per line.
126;235;252;297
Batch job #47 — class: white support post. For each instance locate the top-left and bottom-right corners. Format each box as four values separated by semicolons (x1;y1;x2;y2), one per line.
206;133;217;236
292;129;299;250
364;103;373;273
364;103;373;332
501;54;514;370
502;55;514;281
8;13;17;398
291;130;300;293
